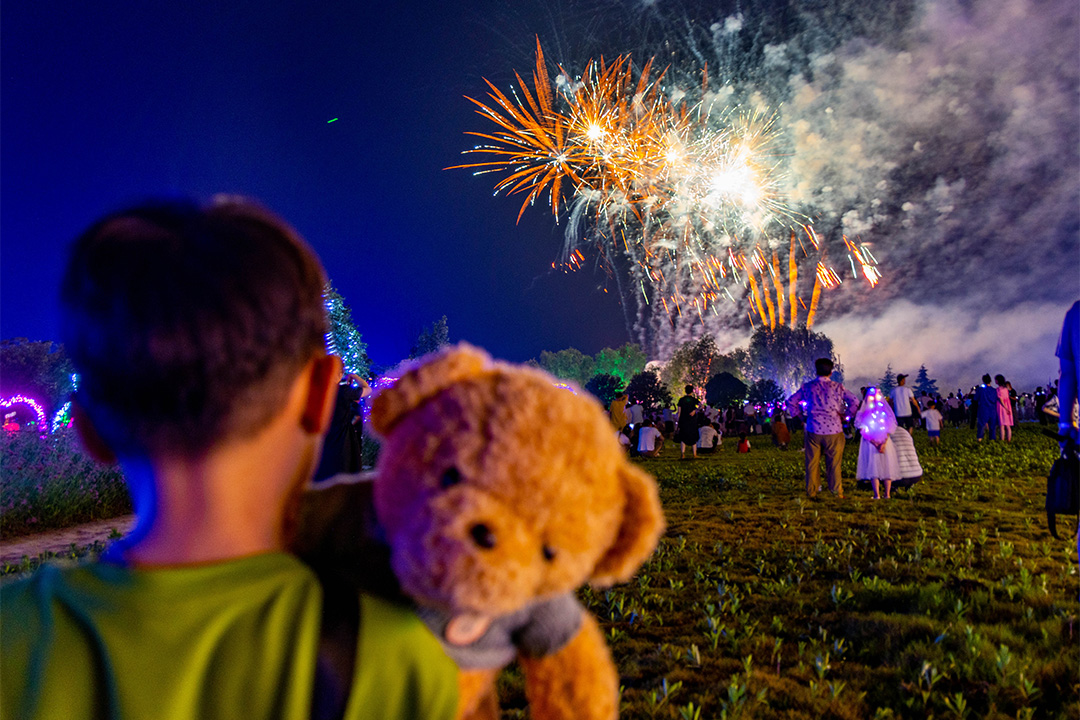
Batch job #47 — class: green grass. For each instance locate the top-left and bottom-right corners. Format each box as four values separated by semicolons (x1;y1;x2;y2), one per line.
509;424;1079;719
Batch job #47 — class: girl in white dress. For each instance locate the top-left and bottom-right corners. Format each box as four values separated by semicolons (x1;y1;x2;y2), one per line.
855;387;901;499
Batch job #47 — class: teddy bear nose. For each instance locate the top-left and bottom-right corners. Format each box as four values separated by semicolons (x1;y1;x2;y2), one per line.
469;523;496;549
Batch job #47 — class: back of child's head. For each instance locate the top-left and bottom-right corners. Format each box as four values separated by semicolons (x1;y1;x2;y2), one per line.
60;196;329;459
814;358;834;377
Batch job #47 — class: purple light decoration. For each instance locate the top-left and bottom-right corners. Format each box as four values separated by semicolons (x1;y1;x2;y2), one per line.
553;382;578;395
1;394;47;430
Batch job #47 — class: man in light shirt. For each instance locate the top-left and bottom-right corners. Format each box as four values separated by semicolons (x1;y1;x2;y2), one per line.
636;419;665;458
890;374;919;433
697;422;721;454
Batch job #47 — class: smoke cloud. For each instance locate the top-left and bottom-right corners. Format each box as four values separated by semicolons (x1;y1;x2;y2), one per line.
781;0;1078;303
704;0;1079;386
817;300;1066;391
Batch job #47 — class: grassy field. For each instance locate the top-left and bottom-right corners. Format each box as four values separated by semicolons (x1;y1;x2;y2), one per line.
2;423;1077;717
506;424;1078;719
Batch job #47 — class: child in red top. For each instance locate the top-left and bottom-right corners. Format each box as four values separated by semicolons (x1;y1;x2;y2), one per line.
737;433;751;453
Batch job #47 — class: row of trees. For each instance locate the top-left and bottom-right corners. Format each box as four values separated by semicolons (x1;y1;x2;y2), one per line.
878;364;940;396
2;280;942;424
536;344;648;387
532;325;839;412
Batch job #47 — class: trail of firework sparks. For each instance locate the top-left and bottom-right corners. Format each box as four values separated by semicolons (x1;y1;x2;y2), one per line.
452;41;881;348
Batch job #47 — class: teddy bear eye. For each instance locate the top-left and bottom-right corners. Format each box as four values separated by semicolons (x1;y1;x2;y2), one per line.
542;545;557;562
440;466;462;489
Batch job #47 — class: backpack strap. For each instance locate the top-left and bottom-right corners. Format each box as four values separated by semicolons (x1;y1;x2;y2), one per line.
311;566;361;720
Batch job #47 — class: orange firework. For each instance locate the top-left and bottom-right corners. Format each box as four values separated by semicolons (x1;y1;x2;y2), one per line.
453;41;881;339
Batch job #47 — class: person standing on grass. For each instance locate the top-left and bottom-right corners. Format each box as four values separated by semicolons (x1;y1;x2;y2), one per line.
975;374;999;442
995;374;1014;443
922;399;944;446
1058;301;1079;445
609;391;629;431
0;198;458;720
889;374;919;434
676;385;701;459
626;399;644;429
771;413;791;450
854;388;900;500
786;358;860;500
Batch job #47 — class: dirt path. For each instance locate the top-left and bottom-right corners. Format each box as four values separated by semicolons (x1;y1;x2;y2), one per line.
1;515;136;565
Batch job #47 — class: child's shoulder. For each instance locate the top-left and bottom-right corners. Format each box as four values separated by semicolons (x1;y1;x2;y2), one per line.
350;593;458;719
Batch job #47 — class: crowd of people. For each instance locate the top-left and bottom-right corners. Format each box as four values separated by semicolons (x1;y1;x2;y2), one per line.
609;358;1075;505
610;388;804;461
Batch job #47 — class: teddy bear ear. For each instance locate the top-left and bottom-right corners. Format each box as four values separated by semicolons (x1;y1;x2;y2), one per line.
371;343;492;436
590;463;666;588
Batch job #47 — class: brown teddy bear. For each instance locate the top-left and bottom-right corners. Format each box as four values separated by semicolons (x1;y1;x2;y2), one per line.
300;344;665;720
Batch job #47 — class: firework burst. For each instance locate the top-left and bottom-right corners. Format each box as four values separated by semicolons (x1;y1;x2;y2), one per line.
452;40;880;354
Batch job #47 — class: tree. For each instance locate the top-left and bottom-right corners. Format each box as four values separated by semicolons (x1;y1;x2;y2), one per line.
914;364;939;396
747;378;785;406
878;364;897;396
744;326;839;395
662;334;733;396
0;338;76;417
584;373;623;408
409;316;450;359
324;283;370;376
705;372;748;408
626;370;672;412
592;343;647;384
538;348;595;387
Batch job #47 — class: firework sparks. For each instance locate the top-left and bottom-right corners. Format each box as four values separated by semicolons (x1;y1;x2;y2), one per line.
453;41;880;352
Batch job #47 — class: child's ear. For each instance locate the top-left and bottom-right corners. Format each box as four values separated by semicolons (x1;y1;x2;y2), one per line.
302;354;343;435
72;402;118;465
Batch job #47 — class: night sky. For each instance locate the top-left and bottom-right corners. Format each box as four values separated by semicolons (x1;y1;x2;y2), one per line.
4;0;1077;387
2;1;630;368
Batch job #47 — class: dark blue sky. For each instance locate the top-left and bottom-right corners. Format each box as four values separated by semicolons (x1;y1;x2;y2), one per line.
1;1;630;367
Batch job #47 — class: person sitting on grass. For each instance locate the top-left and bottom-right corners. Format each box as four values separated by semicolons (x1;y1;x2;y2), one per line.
737;433;751;453
0;197;457;720
636;419;665;458
888;425;924;489
697;422;721;454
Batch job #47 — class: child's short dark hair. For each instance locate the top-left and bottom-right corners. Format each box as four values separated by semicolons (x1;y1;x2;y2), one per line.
60;196;329;458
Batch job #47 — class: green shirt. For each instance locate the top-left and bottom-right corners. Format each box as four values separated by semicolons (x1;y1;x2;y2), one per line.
1;553;457;720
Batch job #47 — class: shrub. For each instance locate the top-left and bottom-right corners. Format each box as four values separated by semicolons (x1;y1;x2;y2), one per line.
1;430;130;538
